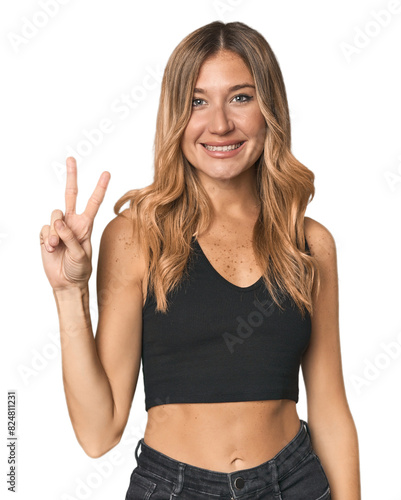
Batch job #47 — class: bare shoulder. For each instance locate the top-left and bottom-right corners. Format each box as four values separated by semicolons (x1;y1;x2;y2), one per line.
304;216;337;262
102;208;136;241
99;208;147;286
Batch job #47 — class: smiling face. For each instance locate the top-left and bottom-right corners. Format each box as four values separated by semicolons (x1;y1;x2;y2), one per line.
180;50;267;186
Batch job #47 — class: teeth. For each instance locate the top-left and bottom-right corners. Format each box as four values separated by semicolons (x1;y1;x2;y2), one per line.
204;142;243;152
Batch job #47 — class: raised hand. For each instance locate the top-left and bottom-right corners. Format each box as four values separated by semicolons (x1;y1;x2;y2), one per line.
40;157;111;291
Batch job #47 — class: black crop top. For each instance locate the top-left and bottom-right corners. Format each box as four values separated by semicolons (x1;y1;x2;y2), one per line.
141;237;311;412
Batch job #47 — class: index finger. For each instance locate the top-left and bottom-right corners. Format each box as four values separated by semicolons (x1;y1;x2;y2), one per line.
65;157;78;214
83;171;111;221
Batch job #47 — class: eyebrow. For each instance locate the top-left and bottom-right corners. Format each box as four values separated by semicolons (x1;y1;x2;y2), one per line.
193;83;255;94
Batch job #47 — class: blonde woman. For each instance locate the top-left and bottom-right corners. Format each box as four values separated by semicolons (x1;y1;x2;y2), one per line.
40;21;361;500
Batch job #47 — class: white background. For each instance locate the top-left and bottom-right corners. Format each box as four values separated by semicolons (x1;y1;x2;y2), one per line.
1;0;401;498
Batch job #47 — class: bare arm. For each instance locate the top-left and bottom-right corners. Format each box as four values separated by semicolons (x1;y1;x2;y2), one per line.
301;216;361;500
40;158;146;458
53;284;117;457
52;211;145;458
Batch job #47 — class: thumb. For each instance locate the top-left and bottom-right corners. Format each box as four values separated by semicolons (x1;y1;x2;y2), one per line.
54;220;85;257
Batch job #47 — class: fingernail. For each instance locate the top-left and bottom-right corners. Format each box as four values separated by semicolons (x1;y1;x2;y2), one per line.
49;235;58;245
55;220;64;230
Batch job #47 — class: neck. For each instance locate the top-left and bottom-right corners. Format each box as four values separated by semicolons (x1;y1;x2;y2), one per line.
198;166;260;219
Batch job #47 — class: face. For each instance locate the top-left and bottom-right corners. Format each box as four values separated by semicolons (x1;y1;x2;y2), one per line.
180;50;267;185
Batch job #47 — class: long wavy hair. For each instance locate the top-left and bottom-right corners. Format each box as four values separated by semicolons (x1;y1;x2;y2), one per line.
114;20;320;317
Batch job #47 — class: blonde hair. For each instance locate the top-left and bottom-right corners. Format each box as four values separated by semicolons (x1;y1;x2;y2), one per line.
114;20;320;317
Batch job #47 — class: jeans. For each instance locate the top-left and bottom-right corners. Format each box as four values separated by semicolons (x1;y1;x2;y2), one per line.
125;419;331;499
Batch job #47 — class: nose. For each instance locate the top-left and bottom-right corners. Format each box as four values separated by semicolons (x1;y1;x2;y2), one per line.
207;106;234;135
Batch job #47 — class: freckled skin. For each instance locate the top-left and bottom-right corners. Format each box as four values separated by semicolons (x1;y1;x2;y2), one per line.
197;224;261;287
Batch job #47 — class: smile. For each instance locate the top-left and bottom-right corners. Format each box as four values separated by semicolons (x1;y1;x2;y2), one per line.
202;141;244;152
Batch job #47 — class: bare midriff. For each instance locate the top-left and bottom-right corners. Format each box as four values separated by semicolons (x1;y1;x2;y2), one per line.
143;400;301;473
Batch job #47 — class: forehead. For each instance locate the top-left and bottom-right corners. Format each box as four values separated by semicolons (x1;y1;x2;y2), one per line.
195;51;253;89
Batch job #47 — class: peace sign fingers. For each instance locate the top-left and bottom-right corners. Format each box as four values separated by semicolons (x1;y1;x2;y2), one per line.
40;157;111;291
83;170;111;222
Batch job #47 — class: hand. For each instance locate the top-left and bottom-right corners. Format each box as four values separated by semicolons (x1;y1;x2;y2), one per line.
40;157;111;291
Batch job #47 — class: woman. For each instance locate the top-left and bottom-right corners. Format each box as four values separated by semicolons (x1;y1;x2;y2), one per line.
40;21;361;500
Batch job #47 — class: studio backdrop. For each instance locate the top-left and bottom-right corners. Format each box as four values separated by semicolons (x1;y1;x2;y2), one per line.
1;1;400;498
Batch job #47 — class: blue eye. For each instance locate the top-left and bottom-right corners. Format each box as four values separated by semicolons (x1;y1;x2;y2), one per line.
192;98;205;107
233;94;253;103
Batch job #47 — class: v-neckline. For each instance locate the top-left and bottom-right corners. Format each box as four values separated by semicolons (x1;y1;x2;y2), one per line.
193;238;264;292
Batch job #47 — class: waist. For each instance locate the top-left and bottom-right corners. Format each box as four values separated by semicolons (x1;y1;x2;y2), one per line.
143;399;299;472
135;417;314;498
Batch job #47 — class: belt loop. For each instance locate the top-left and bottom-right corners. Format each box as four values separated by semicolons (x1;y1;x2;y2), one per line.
135;438;142;463
171;463;186;496
269;460;282;499
303;420;312;439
